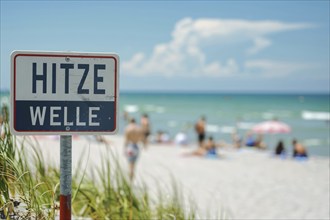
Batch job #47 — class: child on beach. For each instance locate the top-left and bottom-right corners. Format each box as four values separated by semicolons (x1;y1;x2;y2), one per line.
274;140;286;158
245;132;256;147
292;139;308;159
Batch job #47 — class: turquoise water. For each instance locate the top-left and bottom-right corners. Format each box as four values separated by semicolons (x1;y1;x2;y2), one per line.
1;91;329;157
118;92;329;157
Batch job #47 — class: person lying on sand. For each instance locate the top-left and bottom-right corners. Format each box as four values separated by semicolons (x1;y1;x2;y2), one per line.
183;136;221;158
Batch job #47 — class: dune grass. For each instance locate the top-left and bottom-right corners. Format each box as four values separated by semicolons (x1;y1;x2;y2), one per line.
0;122;198;219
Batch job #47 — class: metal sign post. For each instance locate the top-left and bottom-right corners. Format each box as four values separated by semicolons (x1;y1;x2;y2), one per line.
60;135;72;220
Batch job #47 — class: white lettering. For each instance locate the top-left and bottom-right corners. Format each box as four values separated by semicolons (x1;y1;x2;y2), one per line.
29;105;102;127
64;106;73;126
30;106;46;125
50;106;61;126
76;107;86;126
89;107;100;126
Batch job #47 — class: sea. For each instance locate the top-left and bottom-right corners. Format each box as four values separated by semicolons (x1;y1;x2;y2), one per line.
1;91;329;157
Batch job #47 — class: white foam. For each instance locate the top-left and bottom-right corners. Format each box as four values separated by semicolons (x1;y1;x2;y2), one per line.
220;126;236;134
237;122;255;130
143;104;165;113
302;111;330;121
206;124;220;133
124;105;139;113
303;139;322;146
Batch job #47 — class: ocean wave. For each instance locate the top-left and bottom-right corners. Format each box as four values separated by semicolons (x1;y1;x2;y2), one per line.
302;139;322;147
301;111;330;121
206;124;220;133
124;105;139;113
237;122;255;130
144;104;166;113
206;125;235;134
220;126;236;134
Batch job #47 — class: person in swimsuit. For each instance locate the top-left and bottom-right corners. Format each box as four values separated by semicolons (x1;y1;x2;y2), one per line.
275;140;286;156
124;118;145;181
141;113;151;148
245;132;256;147
195;116;206;148
205;136;218;157
183;136;219;158
292;139;308;159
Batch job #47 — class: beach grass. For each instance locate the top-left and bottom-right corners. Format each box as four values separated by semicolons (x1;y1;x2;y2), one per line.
0;122;200;219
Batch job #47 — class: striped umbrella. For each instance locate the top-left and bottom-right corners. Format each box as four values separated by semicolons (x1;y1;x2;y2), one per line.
252;120;291;134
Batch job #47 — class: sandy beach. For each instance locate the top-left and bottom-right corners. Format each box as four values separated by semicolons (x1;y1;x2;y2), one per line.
20;135;330;220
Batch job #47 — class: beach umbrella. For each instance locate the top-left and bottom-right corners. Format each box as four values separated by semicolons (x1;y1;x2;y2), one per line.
252;120;291;134
251;120;291;148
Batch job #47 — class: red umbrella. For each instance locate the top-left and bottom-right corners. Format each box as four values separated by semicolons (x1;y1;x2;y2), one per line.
252;120;291;134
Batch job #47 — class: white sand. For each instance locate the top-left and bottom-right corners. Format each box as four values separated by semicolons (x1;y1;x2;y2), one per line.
19;135;330;219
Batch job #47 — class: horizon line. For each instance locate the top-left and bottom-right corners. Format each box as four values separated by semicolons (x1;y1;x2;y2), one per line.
0;89;329;95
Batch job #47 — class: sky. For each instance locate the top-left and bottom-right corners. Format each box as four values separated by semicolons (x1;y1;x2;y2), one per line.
1;1;329;93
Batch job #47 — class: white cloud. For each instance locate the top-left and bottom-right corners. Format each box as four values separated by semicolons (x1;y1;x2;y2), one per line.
122;17;312;77
246;37;272;55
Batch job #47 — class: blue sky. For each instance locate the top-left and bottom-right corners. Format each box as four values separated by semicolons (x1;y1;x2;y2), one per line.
1;1;329;93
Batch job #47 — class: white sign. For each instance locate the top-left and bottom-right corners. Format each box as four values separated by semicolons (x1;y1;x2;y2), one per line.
11;51;119;135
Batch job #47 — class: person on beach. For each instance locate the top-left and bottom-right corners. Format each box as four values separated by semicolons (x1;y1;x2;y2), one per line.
205;136;218;157
141;113;151;148
174;131;188;146
292;139;308;159
183;136;220;158
255;134;267;150
274;140;286;156
195;116;206;148
231;130;242;149
245;132;256;147
124;118;145;181
155;130;171;144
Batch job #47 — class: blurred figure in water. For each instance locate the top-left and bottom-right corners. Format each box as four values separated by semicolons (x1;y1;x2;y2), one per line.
292;139;308;159
195;116;206;148
275;140;286;157
141;113;151;148
124;118;145;181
